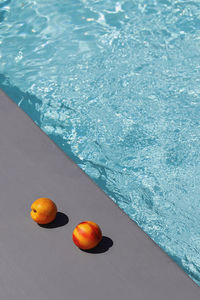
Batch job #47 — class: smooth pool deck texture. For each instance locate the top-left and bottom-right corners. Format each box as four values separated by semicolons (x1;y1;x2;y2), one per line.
0;89;200;300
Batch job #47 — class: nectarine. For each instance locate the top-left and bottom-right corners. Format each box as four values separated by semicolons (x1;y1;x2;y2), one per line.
72;221;102;250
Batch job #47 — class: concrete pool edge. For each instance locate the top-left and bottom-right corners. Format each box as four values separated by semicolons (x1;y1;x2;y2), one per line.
0;88;200;299
1;75;200;287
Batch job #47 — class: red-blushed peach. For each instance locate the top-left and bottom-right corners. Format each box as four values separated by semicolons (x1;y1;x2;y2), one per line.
72;221;102;250
30;198;57;224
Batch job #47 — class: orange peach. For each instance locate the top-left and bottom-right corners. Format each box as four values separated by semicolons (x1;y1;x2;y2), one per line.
30;198;57;224
72;221;102;250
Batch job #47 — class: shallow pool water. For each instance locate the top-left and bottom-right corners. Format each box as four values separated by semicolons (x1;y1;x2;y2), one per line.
1;0;200;284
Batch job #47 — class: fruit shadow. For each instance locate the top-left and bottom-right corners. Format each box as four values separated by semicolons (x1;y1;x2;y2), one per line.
39;212;69;228
82;236;113;254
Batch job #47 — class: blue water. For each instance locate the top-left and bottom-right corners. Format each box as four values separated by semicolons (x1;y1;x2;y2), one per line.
1;0;200;284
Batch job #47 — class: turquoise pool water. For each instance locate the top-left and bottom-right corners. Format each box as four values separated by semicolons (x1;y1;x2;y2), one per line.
1;0;200;285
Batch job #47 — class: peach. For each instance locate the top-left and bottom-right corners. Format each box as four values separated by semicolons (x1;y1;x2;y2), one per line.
30;198;57;224
72;221;102;250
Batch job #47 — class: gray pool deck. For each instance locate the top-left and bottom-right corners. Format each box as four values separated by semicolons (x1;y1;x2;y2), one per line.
0;88;200;300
